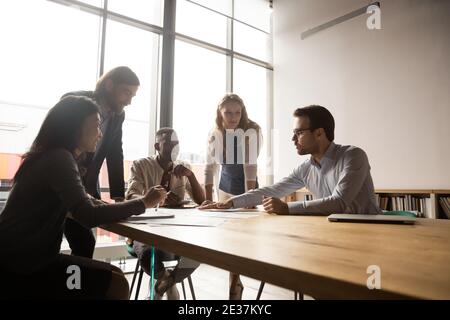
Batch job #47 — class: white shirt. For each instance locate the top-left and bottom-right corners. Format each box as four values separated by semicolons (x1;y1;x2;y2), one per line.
232;142;381;214
125;155;192;200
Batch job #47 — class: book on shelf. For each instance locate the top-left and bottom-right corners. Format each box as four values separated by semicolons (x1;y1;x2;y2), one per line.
375;195;429;218
439;197;450;219
300;189;448;219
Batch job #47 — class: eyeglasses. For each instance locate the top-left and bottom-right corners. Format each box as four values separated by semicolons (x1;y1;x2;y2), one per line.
293;128;313;136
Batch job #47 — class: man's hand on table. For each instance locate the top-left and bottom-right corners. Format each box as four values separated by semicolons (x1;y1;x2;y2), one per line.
198;199;233;210
262;196;289;214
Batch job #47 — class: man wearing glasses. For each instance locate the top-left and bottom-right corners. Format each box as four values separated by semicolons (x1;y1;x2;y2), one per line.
200;105;381;215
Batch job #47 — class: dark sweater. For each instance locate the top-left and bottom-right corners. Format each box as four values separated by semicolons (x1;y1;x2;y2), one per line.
0;149;145;274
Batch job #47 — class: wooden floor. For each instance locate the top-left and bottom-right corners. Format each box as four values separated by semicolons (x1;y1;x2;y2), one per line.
121;261;313;300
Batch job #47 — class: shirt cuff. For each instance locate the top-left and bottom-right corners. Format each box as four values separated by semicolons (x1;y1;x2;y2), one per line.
231;195;247;208
287;201;306;214
231;193;263;209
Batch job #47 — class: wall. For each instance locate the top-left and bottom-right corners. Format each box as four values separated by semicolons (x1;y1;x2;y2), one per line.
272;0;450;189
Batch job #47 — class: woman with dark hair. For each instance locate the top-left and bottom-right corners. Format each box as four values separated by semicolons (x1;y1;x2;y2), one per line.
0;96;166;299
203;93;263;300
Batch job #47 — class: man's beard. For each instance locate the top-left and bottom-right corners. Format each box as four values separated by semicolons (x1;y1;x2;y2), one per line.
297;145;311;155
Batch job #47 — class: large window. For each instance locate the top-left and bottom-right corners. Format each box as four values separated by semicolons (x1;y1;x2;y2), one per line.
173;0;273;191
108;0;164;26
102;19;161;185
0;0;101;181
173;40;227;183
176;0;228;47
0;0;164;246
0;0;273;247
90;19;162;199
233;59;271;186
234;21;271;62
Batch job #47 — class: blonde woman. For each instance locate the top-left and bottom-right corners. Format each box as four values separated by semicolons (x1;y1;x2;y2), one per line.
203;93;262;300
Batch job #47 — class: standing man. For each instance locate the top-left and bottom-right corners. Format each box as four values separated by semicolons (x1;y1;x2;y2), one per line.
62;66;140;258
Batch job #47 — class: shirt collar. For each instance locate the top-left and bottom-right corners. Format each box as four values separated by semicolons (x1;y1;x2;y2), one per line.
151;155;175;173
323;141;336;160
310;142;336;168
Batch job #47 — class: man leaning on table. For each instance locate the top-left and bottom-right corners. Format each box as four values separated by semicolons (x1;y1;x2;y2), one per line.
200;105;382;215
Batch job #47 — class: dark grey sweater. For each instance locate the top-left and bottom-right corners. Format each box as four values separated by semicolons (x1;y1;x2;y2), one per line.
0;149;145;274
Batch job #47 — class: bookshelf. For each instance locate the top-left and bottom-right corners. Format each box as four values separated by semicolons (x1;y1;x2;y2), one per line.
288;189;450;220
375;190;433;218
434;190;450;219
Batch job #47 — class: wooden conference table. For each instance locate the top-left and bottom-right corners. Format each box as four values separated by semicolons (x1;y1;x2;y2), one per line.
101;210;450;299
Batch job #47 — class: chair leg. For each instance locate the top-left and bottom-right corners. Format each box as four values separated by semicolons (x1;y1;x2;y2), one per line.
256;281;265;300
129;260;140;297
134;267;144;300
187;275;196;300
181;280;187;300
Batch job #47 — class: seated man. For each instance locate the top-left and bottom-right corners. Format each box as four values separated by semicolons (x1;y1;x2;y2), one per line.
126;128;205;299
200;105;381;215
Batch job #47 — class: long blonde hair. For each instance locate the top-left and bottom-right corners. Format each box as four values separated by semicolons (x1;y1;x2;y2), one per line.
215;93;260;132
211;94;262;164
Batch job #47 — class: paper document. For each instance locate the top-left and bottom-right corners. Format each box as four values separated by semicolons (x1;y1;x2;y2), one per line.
194;211;260;219
195;208;261;219
127;216;225;227
201;208;259;213
124;207;259;226
127;210;175;221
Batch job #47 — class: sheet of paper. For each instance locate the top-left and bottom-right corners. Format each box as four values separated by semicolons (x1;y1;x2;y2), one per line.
201;208;260;213
193;211;261;219
127;210;175;221
124;207;259;227
127;216;225;227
